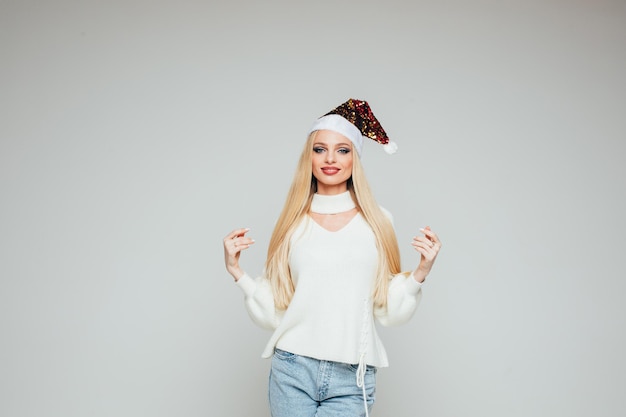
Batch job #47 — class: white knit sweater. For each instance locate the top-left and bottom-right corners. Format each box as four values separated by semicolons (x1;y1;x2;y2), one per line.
236;193;422;368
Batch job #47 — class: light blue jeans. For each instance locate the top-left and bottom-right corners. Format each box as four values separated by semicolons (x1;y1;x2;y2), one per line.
269;348;377;417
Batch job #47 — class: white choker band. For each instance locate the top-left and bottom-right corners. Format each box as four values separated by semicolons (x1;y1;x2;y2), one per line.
310;191;356;214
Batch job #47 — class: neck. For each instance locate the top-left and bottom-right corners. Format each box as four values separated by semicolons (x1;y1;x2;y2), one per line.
310;191;356;214
315;182;349;196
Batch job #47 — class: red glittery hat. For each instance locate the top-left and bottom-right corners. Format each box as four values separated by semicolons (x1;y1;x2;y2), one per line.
309;98;398;156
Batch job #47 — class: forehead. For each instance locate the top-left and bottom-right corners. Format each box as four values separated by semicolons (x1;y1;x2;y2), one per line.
313;130;353;147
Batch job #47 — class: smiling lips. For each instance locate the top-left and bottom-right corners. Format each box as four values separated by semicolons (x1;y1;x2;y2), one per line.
321;167;340;175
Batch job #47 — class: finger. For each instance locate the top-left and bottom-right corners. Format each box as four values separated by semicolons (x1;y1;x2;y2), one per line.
230;236;255;253
233;237;255;248
419;227;434;241
232;228;250;239
240;238;255;246
412;236;435;248
413;245;436;261
419;227;440;245
225;227;250;241
412;241;435;253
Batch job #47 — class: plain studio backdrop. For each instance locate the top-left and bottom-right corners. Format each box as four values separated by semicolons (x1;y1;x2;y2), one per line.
1;1;625;416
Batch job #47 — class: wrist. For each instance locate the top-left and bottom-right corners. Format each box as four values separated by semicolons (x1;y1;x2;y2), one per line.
412;268;427;283
229;267;244;282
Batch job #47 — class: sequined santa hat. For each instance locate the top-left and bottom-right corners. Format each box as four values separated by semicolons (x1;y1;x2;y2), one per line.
309;98;398;156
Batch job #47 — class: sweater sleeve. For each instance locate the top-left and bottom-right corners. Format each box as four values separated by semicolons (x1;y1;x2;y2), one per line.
235;272;281;330
374;273;423;327
373;207;422;326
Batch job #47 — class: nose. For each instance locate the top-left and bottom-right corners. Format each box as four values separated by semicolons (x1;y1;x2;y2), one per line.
325;150;336;163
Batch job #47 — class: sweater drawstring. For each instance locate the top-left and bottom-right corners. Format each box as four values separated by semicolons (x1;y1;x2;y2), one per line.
356;352;369;417
356;297;371;417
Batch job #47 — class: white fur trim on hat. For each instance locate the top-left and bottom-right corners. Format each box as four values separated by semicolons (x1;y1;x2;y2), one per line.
309;114;364;156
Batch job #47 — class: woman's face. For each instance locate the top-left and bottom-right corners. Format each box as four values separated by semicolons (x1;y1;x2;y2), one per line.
311;130;354;195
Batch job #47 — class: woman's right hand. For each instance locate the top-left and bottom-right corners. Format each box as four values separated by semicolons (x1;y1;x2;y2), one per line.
223;228;255;281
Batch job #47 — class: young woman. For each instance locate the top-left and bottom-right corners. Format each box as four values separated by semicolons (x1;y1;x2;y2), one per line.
223;98;441;417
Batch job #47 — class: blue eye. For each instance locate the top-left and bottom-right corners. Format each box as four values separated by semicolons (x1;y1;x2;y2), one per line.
313;147;325;153
338;148;351;154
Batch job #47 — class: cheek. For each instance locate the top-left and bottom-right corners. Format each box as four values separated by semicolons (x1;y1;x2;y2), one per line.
341;156;353;171
311;155;323;169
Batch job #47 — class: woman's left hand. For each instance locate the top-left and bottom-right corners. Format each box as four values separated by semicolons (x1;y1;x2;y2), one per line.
411;226;441;283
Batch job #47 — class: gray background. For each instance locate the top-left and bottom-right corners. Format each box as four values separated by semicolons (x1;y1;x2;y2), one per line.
1;0;625;416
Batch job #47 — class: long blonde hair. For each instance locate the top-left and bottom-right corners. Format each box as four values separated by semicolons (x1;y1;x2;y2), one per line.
265;131;403;310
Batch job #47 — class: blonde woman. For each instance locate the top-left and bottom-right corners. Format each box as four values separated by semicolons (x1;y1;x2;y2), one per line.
223;99;441;417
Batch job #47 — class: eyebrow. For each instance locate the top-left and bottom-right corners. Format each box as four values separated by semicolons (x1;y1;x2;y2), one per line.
313;142;352;147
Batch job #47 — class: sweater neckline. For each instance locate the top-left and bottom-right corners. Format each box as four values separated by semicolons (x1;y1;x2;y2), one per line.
310;191;356;214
